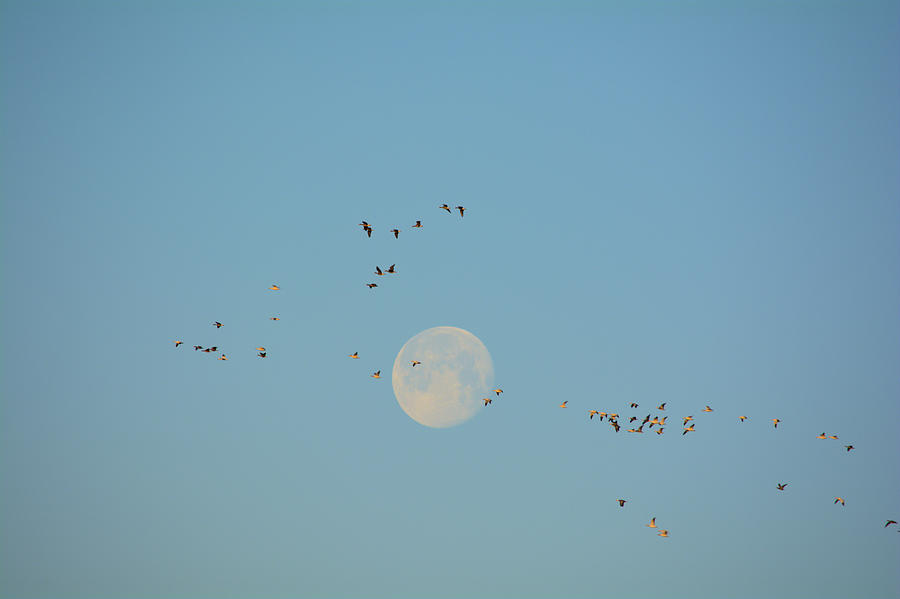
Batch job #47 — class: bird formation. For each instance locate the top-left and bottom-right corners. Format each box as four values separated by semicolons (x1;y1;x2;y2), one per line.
359;205;466;290
172;285;284;362
548;397;894;537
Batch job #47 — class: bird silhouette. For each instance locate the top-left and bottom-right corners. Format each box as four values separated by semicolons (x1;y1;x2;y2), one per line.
617;499;626;507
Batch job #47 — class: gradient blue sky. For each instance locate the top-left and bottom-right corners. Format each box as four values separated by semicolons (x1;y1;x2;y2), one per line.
2;2;899;598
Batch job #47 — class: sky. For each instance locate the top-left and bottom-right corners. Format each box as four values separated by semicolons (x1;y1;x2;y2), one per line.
1;1;899;598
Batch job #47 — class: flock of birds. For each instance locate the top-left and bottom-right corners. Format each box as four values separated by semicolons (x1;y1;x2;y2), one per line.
551;398;896;538
171;203;897;543
172;286;282;361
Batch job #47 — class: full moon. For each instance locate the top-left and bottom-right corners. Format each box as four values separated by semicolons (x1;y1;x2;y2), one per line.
392;326;494;428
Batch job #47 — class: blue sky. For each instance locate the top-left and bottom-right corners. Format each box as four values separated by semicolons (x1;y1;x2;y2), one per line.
2;1;898;598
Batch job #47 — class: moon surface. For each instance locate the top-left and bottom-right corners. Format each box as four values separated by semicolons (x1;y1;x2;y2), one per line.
392;326;494;428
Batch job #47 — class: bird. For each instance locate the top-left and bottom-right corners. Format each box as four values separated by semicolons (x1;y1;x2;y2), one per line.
493;388;503;396
834;497;845;506
258;352;266;358
358;220;370;229
193;345;203;351
174;341;183;347
366;283;377;289
589;410;600;419
374;266;384;276
657;530;669;538
390;228;400;239
886;520;897;528
412;220;422;228
628;416;637;423
656;428;665;435
683;416;694;425
845;445;854;452
646;517;657;528
683;424;695;435
657;402;666;410
739;416;748;422
816;432;827;440
214;321;223;328
349;352;359;359
202;346;218;353
610;421;621;432
218;354;228;361
828;434;839;440
773;418;781;428
386;264;396;274
269;317;280;320
630;402;639;408
777;483;787;491
608;413;619;420
617;499;626;507
702;405;713;412
410;360;421;367
559;401;568;408
364;226;372;237
371;370;381;379
256;347;266;352
268;284;280;290
456;205;465;217
439;204;451;213
483;398;492;406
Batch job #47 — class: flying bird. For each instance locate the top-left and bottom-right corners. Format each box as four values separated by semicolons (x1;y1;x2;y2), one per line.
214;322;223;328
683;416;694;425
845;445;854;452
174;341;183;347
349;352;359;359
390;228;400;239
828;434;839;440
439;204;451;213
365;226;372;237
410;360;421;367
617;499;626;507
483;398;492;406
218;354;228;361
256;347;266;352
646;517;657;528
702;405;713;412
374;266;384;276
269;317;280;320
589;410;600;420
493;388;503;396
657;402;666;411
656;428;665;435
657;530;669;538
683;424;695;435
258;352;266;358
268;284;280;290
371;370;381;379
366;283;377;289
610;421;620;432
777;483;787;491
834;497;845;506
412;220;422;228
886;520;897;528
816;432;827;440
559;401;568;408
772;418;781;428
386;264;396;274
193;345;203;351
202;346;218;353
456;205;465;217
739;416;748;422
630;402;639;408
